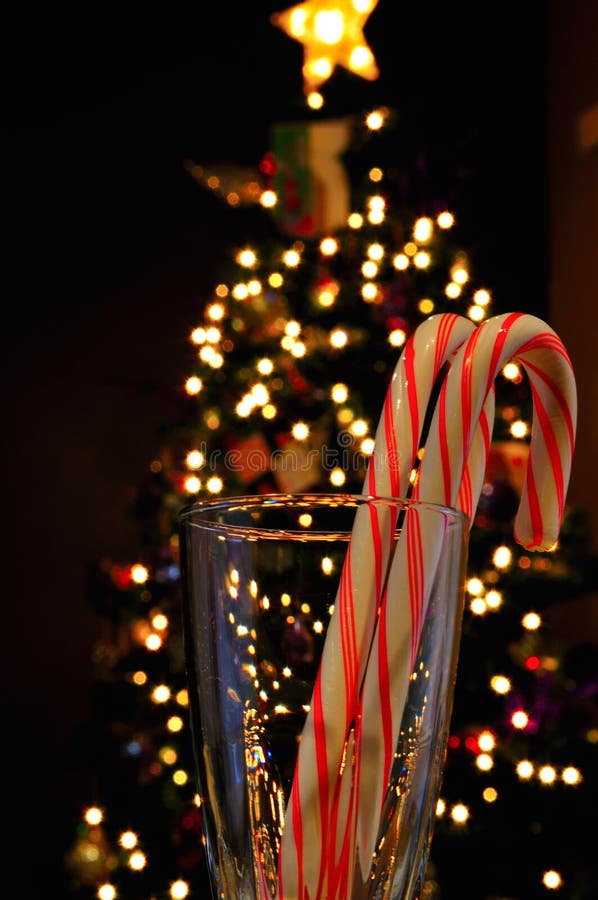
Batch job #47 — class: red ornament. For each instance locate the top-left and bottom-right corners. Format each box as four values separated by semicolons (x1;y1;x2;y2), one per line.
287;364;309;393
464;735;479;753
260;152;277;177
111;565;132;589
525;655;541;670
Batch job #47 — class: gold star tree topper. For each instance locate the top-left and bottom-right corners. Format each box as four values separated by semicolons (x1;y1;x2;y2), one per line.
272;0;379;96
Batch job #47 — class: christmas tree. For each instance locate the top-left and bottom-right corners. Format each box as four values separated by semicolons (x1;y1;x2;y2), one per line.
64;4;598;900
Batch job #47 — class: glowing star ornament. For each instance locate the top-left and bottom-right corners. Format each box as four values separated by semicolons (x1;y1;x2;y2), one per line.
272;0;379;96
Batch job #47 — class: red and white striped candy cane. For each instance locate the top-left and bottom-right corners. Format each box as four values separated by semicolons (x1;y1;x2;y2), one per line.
355;311;576;874
414;311;576;548
352;392;495;881
278;313;482;899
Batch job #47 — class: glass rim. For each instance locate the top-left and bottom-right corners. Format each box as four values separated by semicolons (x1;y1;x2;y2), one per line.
178;492;467;539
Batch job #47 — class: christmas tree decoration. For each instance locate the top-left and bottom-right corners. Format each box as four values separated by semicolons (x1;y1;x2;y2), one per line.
271;118;352;236
64;823;113;888
272;0;379;100
183;159;264;207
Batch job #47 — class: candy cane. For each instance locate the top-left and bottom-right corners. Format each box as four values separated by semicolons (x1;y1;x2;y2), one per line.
278;313;482;898
414;311;576;548
349;392;495;885
355;311;577;876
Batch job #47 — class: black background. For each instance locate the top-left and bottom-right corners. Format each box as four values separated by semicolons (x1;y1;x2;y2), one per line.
4;2;549;892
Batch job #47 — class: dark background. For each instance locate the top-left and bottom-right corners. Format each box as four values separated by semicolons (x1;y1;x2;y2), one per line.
4;1;554;891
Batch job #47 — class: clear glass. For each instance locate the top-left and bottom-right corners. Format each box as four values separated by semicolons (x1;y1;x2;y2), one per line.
179;493;467;900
